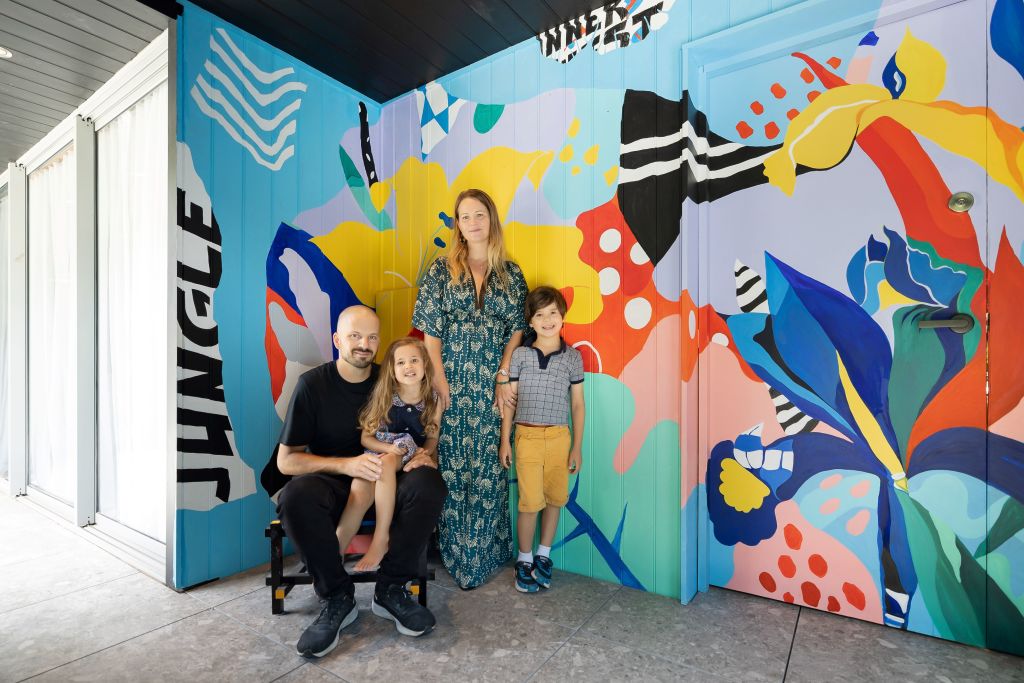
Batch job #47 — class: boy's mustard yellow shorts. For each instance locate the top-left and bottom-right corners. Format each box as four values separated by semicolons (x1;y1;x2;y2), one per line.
514;424;571;513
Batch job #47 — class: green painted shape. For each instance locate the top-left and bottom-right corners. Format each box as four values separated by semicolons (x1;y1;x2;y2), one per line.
900;491;985;646
336;144;393;230
889;305;946;457
560;373;633;585
473;103;505;134
906;237;984;361
975;497;1024;558
620;419;682;598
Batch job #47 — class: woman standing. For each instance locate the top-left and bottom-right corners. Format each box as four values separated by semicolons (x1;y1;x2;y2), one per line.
412;188;527;589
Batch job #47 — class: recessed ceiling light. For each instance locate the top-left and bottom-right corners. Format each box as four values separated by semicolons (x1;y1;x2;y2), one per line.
0;47;13;59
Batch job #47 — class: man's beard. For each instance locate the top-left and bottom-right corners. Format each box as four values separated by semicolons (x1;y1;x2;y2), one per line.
343;349;373;368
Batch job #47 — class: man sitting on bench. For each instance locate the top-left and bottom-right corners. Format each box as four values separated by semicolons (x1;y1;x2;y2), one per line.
275;305;447;658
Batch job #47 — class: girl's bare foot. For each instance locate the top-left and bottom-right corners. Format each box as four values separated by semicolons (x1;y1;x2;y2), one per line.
354;537;389;572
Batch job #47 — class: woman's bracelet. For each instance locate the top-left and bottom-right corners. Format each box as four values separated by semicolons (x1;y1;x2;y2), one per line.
496;379;510;385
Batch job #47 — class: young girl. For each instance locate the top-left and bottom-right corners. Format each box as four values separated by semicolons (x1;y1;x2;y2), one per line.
335;337;441;572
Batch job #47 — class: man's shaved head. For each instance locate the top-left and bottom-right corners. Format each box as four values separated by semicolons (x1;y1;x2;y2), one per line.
336;305;378;334
333;305;381;370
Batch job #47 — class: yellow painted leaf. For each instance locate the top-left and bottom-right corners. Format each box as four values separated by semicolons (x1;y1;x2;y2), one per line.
764;84;888;195
895;29;946;103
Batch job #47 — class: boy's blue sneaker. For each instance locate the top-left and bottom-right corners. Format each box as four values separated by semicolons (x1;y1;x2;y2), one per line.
515;561;539;593
532;555;553;589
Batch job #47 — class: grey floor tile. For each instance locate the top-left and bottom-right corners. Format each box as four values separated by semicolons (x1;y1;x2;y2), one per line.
272;663;347;682
2;544;137;615
31;609;303;683
467;564;622;630
216;582;379;653
583;586;797;682
786;608;1024;683
187;556;304;608
309;584;575;682
0;572;206;682
0;509;96;569
529;630;735;682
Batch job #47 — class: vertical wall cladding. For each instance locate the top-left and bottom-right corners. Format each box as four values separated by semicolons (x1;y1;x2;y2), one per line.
177;0;1024;653
686;0;1024;655
175;1;381;587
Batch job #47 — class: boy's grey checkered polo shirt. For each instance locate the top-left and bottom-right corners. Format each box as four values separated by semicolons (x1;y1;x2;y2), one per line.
509;341;584;425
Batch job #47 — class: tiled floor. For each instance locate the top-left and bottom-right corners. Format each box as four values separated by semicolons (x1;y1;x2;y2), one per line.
2;493;1021;683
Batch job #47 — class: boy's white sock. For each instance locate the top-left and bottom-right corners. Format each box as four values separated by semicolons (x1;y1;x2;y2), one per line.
537;545;551;559
517;551;534;564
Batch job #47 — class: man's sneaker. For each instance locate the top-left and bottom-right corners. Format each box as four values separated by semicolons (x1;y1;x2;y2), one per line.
295;592;358;658
371;583;436;636
515;561;539;593
532;555;553;589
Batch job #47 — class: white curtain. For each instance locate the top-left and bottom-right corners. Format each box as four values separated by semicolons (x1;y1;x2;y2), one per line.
28;145;77;503
0;187;9;480
97;81;168;542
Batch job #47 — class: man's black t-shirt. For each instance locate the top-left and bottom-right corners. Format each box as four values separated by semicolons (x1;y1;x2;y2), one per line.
279;361;380;457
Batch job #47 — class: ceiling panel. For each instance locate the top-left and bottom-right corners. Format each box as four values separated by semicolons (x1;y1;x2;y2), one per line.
0;0;168;164
186;0;612;102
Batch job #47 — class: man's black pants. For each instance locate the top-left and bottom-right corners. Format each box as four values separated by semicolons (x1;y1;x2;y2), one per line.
277;466;447;599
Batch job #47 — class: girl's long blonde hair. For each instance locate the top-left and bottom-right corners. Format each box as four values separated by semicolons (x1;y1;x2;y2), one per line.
359;337;439;437
447;188;511;289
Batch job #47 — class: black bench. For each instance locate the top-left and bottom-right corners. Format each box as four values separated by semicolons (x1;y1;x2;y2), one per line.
265;520;434;614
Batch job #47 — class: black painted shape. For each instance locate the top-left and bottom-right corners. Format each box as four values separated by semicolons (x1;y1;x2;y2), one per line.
177;467;231;502
176;189;222;243
358;101;378;185
616;89;685;267
177;288;218;347
178;408;234;456
177;245;222;288
177;347;226;402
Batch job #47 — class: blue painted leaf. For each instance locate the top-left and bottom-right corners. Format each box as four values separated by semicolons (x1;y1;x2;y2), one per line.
993;0;1024;82
883;53;907;99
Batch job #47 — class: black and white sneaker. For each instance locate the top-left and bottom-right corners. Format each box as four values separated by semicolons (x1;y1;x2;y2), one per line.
371;583;436;636
295;592;358;658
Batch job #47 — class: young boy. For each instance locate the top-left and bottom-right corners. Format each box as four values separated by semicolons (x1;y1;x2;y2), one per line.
498;286;585;593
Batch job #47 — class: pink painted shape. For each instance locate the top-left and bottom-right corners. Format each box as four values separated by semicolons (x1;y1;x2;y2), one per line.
819;498;841;515
849;480;872;498
727;501;882;622
820;473;843;490
846;509;871;536
616;315;681;474
845;56;873;84
990;396;1024;443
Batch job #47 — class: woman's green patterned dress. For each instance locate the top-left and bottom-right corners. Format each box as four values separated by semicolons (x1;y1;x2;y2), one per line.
413;257;527;588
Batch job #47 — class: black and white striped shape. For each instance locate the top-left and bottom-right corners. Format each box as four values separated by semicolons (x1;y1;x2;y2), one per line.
734;259;770;313
618;91;781;204
766;384;819;435
617;90;808;267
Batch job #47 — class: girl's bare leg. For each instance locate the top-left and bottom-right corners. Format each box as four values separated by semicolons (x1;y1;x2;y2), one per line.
336;477;375;557
354;453;402;571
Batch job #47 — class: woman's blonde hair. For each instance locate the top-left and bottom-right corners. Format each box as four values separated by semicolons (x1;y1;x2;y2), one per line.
359;337;439;437
447;188;511;289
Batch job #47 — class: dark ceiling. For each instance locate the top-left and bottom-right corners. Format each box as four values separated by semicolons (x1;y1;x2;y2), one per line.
175;0;608;102
0;0;607;164
0;0;169;164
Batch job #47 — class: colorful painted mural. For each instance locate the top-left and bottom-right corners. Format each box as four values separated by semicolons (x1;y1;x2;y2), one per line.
687;0;1023;656
176;0;1022;655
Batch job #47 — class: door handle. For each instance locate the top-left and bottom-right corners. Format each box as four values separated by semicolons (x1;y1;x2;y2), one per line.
917;313;975;334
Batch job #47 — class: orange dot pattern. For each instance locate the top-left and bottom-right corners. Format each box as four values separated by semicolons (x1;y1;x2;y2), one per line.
770;82;787;99
764;122;780;140
736;121;754;139
750;100;764;115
